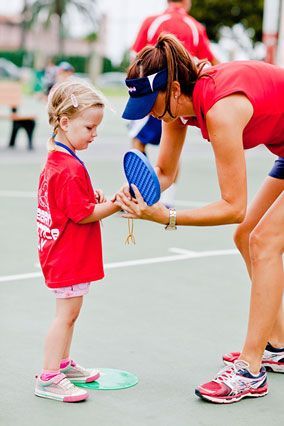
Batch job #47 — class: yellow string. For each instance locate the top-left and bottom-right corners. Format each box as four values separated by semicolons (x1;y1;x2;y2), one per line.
125;218;136;245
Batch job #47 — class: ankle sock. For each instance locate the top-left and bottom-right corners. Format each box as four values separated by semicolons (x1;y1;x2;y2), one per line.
267;342;284;352
40;370;60;381
60;357;71;369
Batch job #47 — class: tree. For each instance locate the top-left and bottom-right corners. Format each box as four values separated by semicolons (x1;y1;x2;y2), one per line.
190;0;264;42
20;0;29;50
27;0;98;54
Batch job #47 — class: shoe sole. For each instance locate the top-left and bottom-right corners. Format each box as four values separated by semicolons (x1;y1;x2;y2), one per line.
35;390;89;402
263;363;284;373
195;387;268;404
68;371;100;384
223;359;284;373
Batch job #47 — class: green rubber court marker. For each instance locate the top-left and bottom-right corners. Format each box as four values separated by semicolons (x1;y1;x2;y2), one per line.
76;368;139;390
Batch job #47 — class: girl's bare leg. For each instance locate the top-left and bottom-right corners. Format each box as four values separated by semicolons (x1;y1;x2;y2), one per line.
62;325;75;360
43;296;83;371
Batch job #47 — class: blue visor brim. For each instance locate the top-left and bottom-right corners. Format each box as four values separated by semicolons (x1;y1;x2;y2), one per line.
122;91;158;120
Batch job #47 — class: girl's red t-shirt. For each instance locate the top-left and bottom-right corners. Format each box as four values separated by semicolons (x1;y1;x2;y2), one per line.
184;61;284;157
37;151;104;288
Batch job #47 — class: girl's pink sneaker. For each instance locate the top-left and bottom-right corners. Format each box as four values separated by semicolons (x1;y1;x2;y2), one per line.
61;360;100;383
35;373;89;402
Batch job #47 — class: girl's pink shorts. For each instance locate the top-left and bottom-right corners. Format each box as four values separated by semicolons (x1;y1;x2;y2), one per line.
50;282;91;299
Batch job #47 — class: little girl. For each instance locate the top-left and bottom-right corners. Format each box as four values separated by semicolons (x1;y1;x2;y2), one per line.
35;80;120;402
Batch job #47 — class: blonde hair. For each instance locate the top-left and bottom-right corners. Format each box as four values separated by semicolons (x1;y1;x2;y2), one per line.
47;79;105;151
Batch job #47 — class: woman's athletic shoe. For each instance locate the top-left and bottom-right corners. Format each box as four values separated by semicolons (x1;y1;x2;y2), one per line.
195;360;268;404
35;373;89;402
223;343;284;372
61;360;100;383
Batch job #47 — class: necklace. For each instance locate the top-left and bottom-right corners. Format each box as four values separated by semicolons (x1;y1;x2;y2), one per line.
54;141;85;167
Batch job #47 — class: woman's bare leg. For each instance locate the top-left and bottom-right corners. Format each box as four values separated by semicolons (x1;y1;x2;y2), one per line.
132;137;146;153
239;191;284;373
234;177;284;346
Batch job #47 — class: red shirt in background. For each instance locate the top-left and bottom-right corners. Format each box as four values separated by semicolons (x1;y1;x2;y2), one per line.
132;4;214;62
37;151;104;288
183;61;284;157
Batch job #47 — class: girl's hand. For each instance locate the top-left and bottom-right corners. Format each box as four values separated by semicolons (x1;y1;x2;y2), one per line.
112;184;132;202
95;189;107;204
115;184;169;224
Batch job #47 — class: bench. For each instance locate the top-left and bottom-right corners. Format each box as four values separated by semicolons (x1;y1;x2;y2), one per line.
0;81;36;150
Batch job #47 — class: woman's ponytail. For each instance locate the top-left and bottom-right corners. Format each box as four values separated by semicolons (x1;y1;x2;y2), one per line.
127;33;209;117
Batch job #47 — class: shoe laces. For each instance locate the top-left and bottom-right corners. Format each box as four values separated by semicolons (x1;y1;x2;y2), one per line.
214;366;235;384
214;360;249;384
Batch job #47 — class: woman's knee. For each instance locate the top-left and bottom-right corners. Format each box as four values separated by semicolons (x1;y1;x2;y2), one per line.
249;226;282;262
233;223;251;250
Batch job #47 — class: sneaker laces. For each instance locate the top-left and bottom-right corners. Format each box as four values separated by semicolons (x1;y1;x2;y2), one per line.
214;366;235;384
214;360;250;385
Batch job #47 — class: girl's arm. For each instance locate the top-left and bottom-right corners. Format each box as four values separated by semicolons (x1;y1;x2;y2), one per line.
117;94;253;226
79;200;120;224
155;117;187;190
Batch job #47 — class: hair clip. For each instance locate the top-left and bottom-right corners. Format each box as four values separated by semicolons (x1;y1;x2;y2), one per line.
52;132;56;138
71;94;79;108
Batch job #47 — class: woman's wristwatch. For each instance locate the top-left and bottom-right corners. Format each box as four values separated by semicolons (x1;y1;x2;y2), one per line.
165;208;177;230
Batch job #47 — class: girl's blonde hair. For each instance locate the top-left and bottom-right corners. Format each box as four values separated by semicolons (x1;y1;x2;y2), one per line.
47;79;105;151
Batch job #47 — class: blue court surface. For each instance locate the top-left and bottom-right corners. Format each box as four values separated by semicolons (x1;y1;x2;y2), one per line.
0;95;283;426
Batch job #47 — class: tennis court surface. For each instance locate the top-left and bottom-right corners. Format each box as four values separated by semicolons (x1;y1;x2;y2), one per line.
0;95;282;426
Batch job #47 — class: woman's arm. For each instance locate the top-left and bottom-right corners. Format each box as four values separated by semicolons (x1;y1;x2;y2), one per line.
117;94;254;226
79;201;120;224
176;94;253;225
155;118;187;190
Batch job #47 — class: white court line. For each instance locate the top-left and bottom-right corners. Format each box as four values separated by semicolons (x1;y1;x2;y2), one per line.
0;190;209;207
0;190;36;198
0;190;208;209
0;248;238;283
169;248;197;255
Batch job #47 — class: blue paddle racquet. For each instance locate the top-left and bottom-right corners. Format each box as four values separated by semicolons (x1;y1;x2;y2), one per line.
123;149;161;206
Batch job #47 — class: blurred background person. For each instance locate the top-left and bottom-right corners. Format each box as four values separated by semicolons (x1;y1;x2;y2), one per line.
56;61;75;84
38;61;75;102
42;58;57;97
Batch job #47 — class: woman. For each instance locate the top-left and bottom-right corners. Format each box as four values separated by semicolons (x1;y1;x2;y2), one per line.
116;34;284;404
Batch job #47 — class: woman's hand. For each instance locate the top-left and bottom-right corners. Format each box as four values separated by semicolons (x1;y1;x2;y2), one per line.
112;183;131;202
95;189;107;204
115;184;169;224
